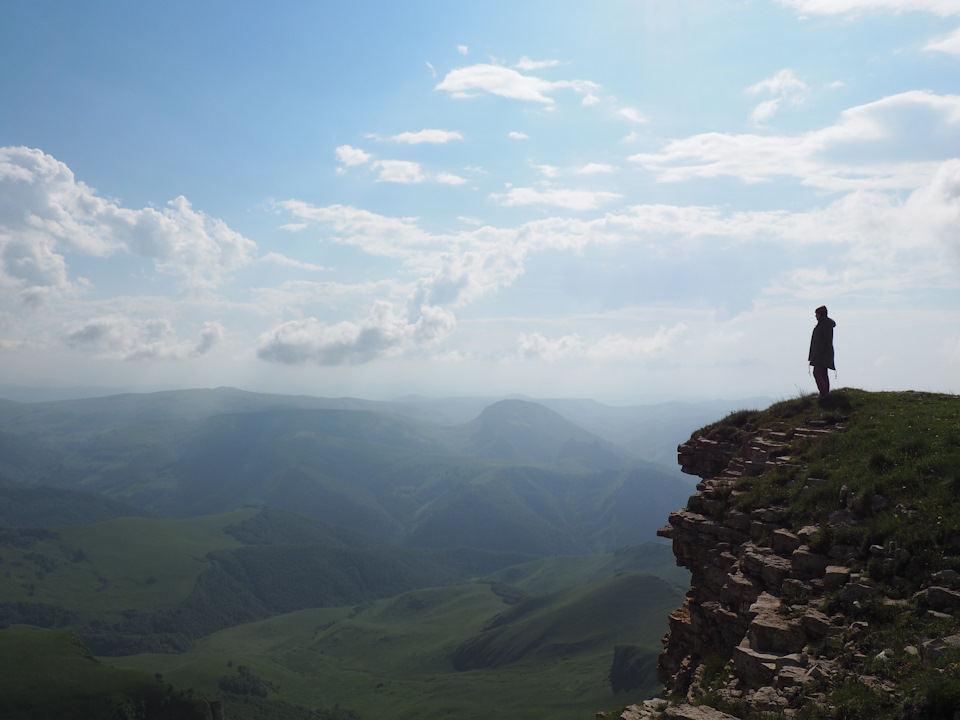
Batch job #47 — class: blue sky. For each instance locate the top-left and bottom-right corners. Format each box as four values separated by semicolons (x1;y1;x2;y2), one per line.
1;0;958;402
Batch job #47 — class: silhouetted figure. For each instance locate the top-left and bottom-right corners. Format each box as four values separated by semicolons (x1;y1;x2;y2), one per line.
808;305;835;397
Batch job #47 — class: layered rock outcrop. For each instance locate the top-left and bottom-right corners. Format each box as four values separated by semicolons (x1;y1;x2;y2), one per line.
612;420;930;719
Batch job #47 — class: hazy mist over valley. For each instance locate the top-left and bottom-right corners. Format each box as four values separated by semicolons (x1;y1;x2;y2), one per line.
0;383;764;719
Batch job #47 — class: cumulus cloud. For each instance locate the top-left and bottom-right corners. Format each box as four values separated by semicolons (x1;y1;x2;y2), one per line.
256;300;456;366
490;187;623;210
0;146;255;301
335;145;373;168
65;316;224;361
629;90;960;190
747;69;808;125
435;63;599;104
509;131;529;140
518;324;687;362
457;45;469;55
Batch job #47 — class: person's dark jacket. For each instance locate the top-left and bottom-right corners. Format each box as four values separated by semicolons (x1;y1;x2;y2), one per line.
808;317;836;370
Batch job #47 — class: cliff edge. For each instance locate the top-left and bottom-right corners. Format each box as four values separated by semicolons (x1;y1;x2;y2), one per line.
611;389;960;720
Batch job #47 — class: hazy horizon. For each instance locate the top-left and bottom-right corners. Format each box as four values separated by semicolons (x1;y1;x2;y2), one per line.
2;2;958;402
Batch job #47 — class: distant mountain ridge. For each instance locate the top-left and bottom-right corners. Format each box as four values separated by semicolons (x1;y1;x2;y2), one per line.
0;388;694;552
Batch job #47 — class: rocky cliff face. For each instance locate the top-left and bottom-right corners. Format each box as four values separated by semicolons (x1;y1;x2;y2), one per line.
613;408;960;720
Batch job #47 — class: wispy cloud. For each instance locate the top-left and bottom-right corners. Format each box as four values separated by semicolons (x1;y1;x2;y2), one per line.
618;108;647;124
577;163;617;174
925;26;960;54
776;0;960;16
260;252;325;271
515;56;563;70
746;69;808;125
508;131;529;140
630;90;960;190
490;187;623;210
334;145;464;184
457;45;469;55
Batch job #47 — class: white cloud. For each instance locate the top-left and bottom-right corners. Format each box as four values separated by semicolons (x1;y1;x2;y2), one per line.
65;315;224;361
0;146;255;301
457;45;469;55
926;26;960;54
518;324;687;362
630;90;960;190
535;164;560;178
426;61;437;77
436;172;468;185
748;69;808;97
747;69;808;125
335;145;372;168
372;160;425;184
256;300;456;366
277;201;434;258
388;129;464;144
515;56;562;70
578;163;617;174
582;93;601;106
260;252;325;271
618;108;647;123
776;0;960;16
435;63;600;104
490;187;623;211
508;131;529;140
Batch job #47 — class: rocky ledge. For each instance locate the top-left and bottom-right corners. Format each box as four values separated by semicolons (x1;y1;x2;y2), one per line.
612;419;960;720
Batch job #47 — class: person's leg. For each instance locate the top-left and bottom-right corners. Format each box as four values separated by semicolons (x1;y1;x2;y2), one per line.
813;366;829;396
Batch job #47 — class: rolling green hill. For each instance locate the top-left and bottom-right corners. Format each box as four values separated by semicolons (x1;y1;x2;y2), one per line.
106;572;684;720
0;390;694;554
0;482;151;526
0;626;210;720
0;508;533;654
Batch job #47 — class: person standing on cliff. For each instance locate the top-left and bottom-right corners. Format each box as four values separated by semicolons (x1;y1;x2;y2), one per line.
808;305;836;397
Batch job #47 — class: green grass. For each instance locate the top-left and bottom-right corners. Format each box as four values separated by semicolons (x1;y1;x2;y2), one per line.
0;626;209;720
481;542;689;594
712;390;960;580
106;573;682;720
689;388;960;718
0;510;254;622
